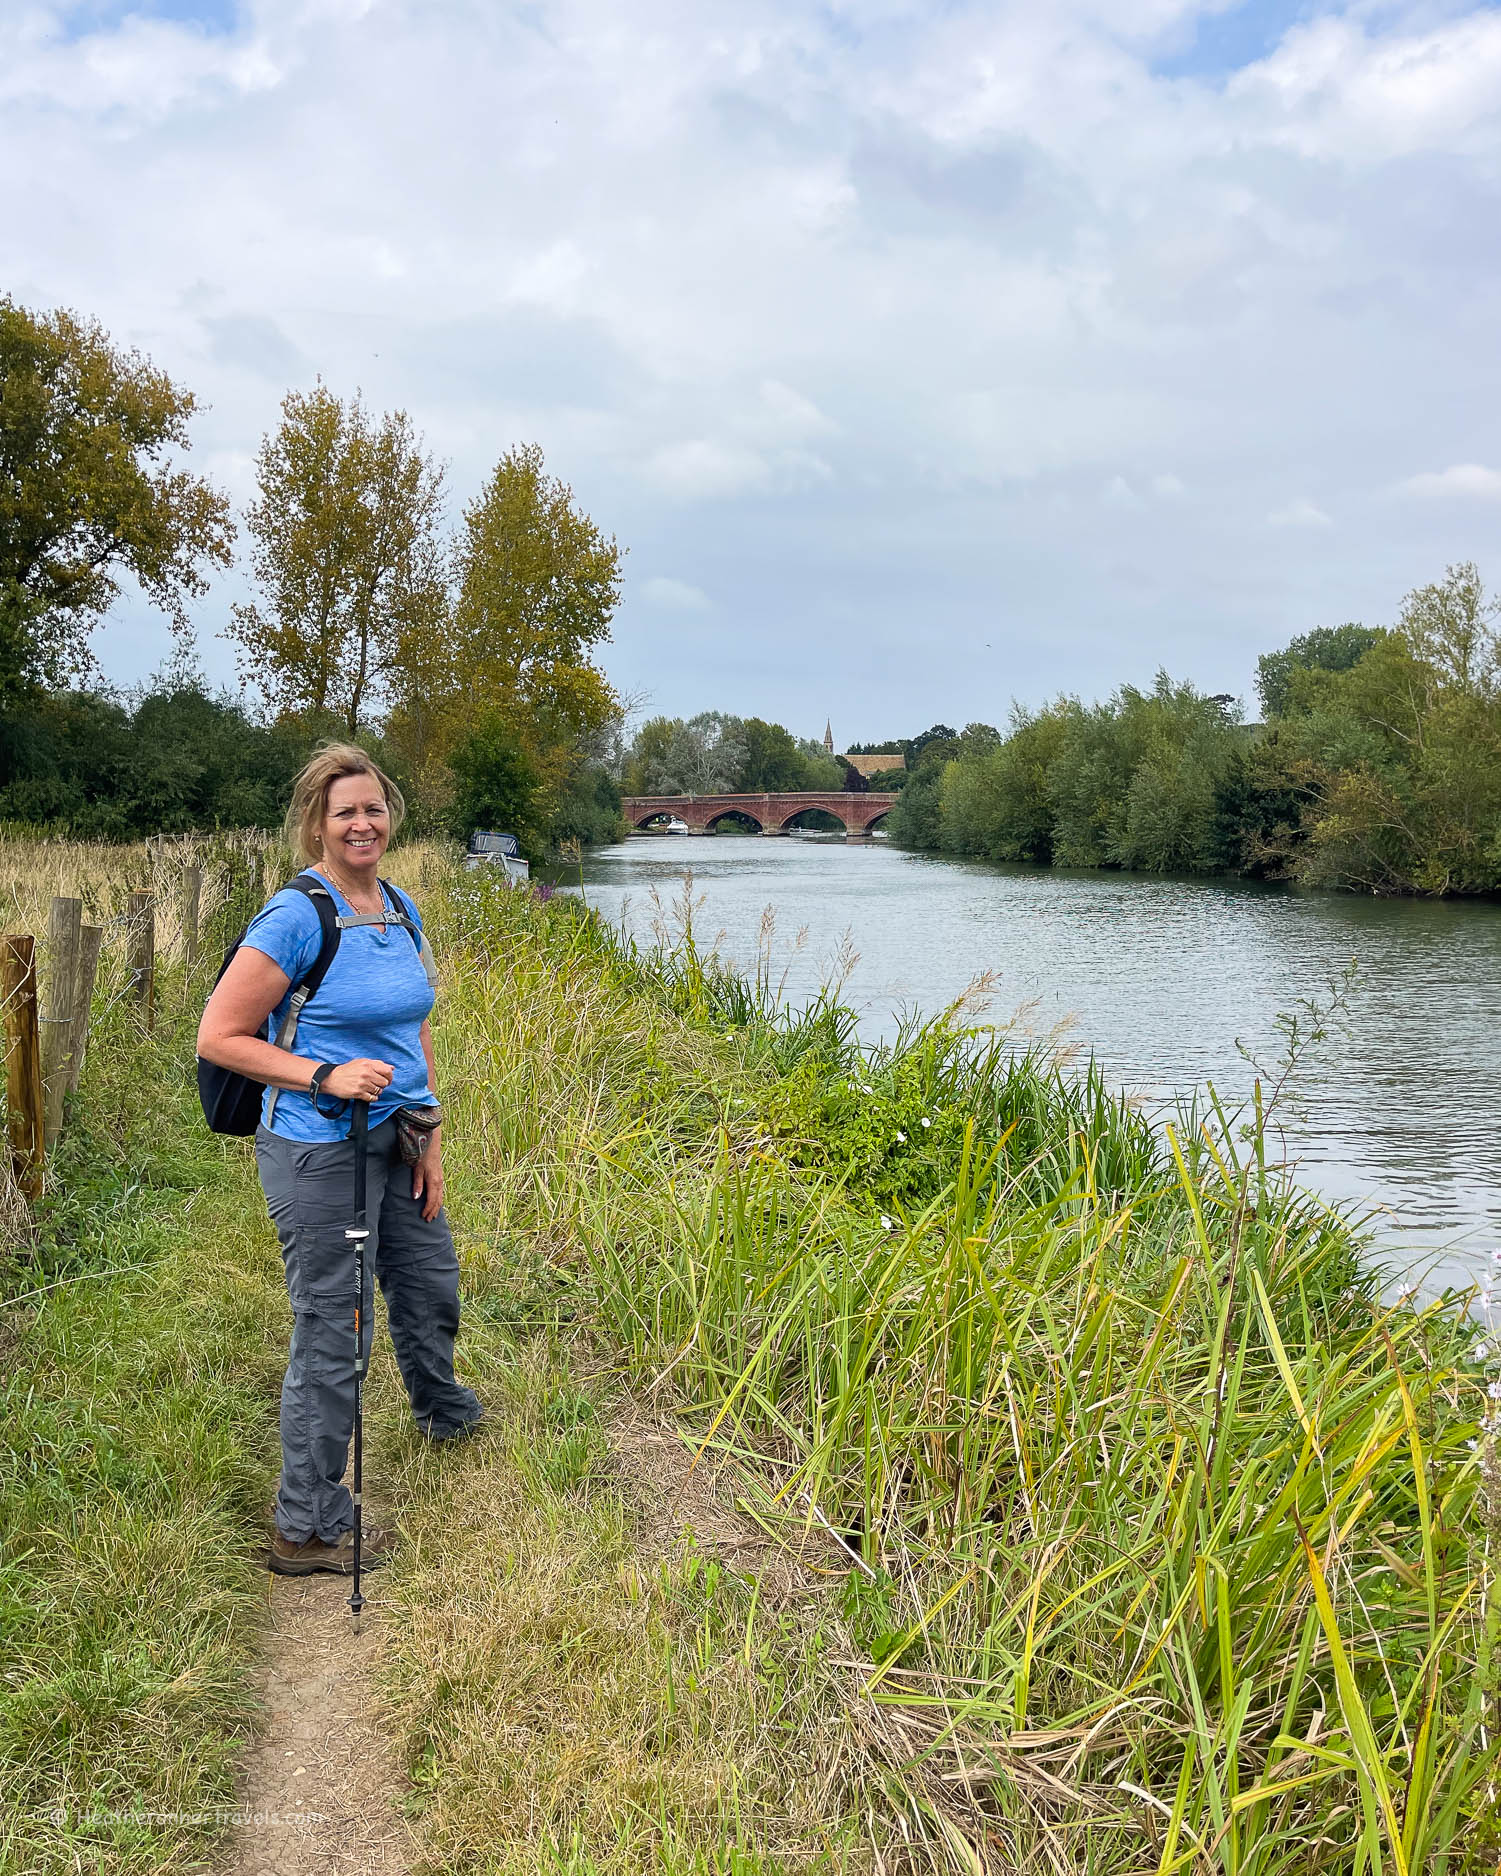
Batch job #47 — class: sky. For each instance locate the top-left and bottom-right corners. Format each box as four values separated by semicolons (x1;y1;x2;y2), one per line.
5;0;1501;746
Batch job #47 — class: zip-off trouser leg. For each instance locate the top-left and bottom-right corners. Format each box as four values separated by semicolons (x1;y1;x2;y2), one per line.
256;1118;483;1544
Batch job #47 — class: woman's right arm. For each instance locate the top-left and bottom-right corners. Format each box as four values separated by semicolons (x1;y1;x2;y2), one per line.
196;948;394;1102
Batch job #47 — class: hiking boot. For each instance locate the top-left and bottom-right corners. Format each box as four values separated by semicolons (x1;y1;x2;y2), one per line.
268;1525;391;1576
419;1405;487;1444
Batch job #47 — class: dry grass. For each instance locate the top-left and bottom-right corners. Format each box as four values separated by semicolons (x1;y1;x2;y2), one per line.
0;824;451;966
0;991;283;1875
379;1340;869;1875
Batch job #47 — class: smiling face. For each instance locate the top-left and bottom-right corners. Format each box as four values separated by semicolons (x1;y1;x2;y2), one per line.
320;772;391;877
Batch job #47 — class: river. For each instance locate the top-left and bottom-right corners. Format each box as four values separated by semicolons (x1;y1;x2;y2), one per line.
570;832;1500;1297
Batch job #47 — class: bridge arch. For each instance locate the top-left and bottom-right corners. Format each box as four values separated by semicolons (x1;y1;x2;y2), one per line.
777;805;849;833
633;809;687;831
862;809;891;833
705;809;763;835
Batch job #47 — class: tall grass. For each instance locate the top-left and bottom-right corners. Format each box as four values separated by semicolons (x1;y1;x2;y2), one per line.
430;868;1497;1873
1;838;1492;1872
0;930;285;1874
0;832;460;1873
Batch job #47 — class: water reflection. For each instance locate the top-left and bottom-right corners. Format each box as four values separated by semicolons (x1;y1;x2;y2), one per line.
571;834;1501;1294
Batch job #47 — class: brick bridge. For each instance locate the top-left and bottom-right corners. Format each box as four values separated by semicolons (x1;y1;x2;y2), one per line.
622;791;897;838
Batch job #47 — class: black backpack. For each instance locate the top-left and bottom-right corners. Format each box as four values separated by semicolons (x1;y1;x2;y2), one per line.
196;873;431;1136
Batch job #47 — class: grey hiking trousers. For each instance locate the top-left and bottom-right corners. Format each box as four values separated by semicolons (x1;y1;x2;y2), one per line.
255;1118;482;1544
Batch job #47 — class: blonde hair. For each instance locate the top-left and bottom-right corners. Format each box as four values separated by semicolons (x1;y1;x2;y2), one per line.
284;742;406;865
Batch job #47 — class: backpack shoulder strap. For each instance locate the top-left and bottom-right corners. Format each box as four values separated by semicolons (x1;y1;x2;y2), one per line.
284;874;341;1004
265;875;341;1127
378;878;440;994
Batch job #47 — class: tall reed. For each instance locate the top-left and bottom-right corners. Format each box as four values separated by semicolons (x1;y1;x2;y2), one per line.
430;868;1496;1873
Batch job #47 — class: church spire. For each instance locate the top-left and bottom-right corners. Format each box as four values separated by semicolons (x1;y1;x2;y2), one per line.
823;718;834;754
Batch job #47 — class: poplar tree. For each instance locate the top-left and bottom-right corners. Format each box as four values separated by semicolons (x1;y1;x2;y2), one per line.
230;384;447;733
390;441;621;797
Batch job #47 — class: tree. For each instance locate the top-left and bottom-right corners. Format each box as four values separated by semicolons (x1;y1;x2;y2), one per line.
1206;733;1313;878
740;716;812;791
796;737;845;789
622;715;677;795
957;722;1002;759
638;713;746;794
940;705;1070;863
550;761;626;849
1113;678;1243;872
1396;561;1500;698
230;384;447;734
1281;571;1501;893
0;298;233;702
904;724;959;767
887;764;944;848
1256;623;1384;720
0;675;309;838
623;712;842;794
445;714;543;859
419;442;621;761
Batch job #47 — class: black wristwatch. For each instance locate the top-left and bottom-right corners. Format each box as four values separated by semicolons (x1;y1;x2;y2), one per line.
308;1062;343;1115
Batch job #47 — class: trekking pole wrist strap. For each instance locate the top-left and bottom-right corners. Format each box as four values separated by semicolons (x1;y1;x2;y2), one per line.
308;1062;345;1116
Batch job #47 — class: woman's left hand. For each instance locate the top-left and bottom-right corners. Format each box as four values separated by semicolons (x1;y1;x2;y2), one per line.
412;1132;445;1221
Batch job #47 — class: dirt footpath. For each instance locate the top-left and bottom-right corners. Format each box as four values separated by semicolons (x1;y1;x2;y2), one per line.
221;1564;416;1876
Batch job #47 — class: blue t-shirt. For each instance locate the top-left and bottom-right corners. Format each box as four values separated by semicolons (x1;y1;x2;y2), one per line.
243;875;436;1141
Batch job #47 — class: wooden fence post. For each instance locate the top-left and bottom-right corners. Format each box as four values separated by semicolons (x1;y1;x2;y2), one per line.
127;890;155;1026
66;925;103;1098
181;865;203;966
2;935;45;1201
41;896;82;1149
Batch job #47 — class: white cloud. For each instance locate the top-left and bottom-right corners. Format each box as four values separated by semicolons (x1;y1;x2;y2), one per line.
1267;501;1334;530
641;440;771;501
1228;13;1501;164
641;576;711;612
3;0;1499;725
1396;464;1501;502
752;379;834;444
1103;475;1144;510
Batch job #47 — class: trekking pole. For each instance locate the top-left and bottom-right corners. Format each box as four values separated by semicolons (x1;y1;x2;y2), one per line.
348;1098;371;1630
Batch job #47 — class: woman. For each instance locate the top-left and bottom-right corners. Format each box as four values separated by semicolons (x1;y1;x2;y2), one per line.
198;744;482;1577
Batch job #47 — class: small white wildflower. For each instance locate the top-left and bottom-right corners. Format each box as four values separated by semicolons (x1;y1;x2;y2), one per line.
1489;1381;1501;1400
1492;1249;1501;1264
860;1083;873;1096
1478;1344;1490;1360
1468;1439;1479;1451
879;1214;894;1231
920;1116;931;1129
895;1131;906;1144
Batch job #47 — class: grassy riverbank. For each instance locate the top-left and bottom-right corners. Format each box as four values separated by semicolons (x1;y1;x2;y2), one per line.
431;871;1497;1873
0;840;874;1873
1;838;1495;1872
